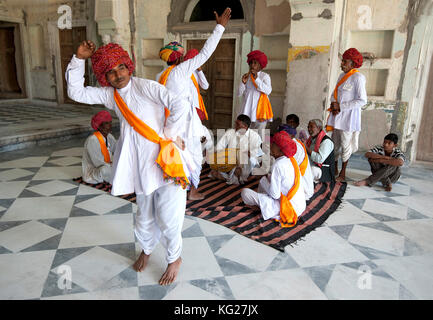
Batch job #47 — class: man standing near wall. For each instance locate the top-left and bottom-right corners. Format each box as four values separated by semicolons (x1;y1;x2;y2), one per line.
326;48;367;182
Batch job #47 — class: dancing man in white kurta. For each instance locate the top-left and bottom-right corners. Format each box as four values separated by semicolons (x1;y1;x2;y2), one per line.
66;40;192;285
156;8;231;200
326;48;367;182
241;131;306;227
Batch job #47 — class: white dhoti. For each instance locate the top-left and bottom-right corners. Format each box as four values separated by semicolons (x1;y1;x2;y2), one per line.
134;183;187;264
332;129;359;162
311;165;322;181
84;164;112;184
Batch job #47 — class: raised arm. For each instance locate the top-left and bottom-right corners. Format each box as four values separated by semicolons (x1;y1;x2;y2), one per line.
66;40;111;106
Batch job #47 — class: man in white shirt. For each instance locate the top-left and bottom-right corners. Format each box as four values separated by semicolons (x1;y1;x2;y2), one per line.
241;131;306;226
209;114;263;185
326;48;367;182
156;10;231;200
82;110;117;184
66;35;195;285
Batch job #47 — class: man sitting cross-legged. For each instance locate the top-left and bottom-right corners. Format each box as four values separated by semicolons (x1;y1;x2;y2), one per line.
354;133;405;192
209;114;263;185
241;131;306;227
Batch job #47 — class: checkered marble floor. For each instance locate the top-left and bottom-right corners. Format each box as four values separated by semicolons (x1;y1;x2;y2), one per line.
1;137;433;300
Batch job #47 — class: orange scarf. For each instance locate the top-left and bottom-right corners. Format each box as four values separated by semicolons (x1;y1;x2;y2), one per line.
278;157;301;228
158;66;176;121
297;140;309;176
326;69;359;132
250;74;273;122
190;74;208;120
93;131;111;163
113;89;189;189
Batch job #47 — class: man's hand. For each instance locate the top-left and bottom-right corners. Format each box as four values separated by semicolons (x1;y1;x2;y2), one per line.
200;136;206;144
174;136;185;151
242;72;249;84
250;70;257;79
331;101;340;115
214;7;232;27
76;40;96;60
234;167;242;178
197;67;202;72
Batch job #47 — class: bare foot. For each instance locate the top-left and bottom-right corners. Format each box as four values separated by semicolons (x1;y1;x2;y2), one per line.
133;251;150;272
385;184;392;192
159;257;182;286
336;174;346;182
188;191;205;200
354;179;369;187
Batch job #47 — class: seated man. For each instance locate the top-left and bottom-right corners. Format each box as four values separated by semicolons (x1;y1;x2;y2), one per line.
241;131;306;226
82;110;117;184
209;114;263;185
354;133;405;192
305;119;335;183
279;114;309;143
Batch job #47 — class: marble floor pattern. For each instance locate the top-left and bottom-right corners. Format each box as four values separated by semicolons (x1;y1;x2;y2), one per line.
1;137;433;300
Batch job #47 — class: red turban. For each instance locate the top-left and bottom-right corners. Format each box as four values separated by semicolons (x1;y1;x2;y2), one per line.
91;43;135;87
91;110;112;130
342;48;363;68
184;49;199;61
271;131;297;158
247;50;268;69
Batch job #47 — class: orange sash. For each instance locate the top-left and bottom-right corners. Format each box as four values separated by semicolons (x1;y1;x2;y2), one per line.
158;66;176;121
326;69;359;132
190;74;208;120
298;140;309;176
250;74;273;122
278;157;301;228
113;89;190;189
93;131;111;163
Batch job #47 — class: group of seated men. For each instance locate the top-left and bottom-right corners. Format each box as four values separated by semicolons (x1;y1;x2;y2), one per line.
83;109;405;225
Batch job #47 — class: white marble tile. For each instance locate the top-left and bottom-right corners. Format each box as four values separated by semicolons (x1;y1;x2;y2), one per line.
391;194;433;219
51;147;83;157
182;217;197;232
48;156;82;166
285;227;368;267
384;183;411;196
325;264;400;300
0;250;56;299
59;214;134;249
343;185;385;200
0;168;34;181
374;254;433;299
216;235;279;272
27;180;77;196
163;282;223;300
196;217;237;236
1;196;75;221
32;166;82;180
0;157;49;168
0;181;28;199
42;287;139;300
345;168;371;181
51;246;133;292
398;177;433;194
0;205;5;212
325;202;378;226
361;199;408;220
76;184;106;196
226;269;327;300
348;225;405;256
136;243;168;286
385;219;433;253
0;220;61;252
74;194;131;215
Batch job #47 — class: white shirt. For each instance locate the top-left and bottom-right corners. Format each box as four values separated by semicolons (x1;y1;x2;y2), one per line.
238;71;272;122
327;71;367;132
66;55;190;196
309;136;334;164
293;139;314;201
82;133;116;184
257;156;306;220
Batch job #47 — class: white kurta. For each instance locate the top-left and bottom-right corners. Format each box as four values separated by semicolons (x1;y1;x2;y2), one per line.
238;71;272;123
82;133;117;184
66;55;190;196
257;156;306;220
214;128;263;184
293;139;314;201
327;71;367;132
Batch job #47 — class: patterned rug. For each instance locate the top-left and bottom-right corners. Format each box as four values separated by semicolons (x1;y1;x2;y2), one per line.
73;167;347;252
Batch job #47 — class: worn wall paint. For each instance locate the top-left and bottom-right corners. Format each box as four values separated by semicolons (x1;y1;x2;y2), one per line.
287;45;330;72
254;0;291;36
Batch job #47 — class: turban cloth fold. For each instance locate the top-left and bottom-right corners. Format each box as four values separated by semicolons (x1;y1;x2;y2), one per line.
342;48;363;68
91;110;112;130
271;131;297;158
91;43;135;87
247;50;268;69
159;41;185;63
184;48;199;61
